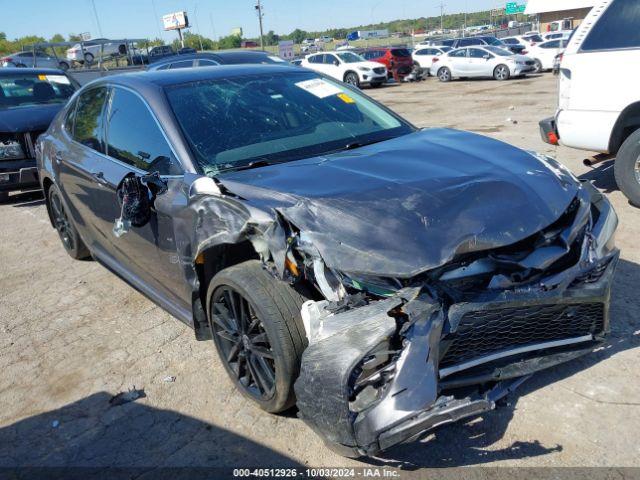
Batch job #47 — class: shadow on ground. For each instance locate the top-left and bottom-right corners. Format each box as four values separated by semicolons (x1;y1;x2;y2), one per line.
0;392;302;470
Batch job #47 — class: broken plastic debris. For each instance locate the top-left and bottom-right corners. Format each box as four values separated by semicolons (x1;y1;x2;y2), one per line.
505;117;518;124
109;387;146;407
162;375;176;383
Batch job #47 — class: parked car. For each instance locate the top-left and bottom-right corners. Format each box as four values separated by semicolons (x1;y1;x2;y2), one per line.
540;0;640;206
301;51;387;87
412;46;452;70
36;64;618;458
527;39;569;73
147;51;286;70
66;38;129;64
542;30;573;41
0;68;78;201
431;46;534;81
443;36;527;55
301;44;319;54
1;51;70;71
359;47;413;80
148;45;176;62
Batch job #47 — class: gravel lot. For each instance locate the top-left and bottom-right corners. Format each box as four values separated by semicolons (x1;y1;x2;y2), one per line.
1;73;638;470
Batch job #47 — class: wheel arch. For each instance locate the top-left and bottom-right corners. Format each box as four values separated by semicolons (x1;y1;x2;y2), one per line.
42;176;56;228
343;70;358;82
608;102;640;154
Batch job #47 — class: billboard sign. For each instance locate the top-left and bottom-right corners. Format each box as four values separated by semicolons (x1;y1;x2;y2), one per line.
163;11;189;31
278;40;294;60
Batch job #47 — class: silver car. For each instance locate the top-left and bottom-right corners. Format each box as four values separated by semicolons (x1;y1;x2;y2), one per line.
1;51;69;70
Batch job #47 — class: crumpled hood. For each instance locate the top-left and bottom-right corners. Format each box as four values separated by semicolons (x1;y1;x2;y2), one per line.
220;128;580;278
0;103;64;133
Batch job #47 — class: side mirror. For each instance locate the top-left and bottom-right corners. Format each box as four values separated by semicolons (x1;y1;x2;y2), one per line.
112;172;167;237
333;59;340;66
483;54;491;60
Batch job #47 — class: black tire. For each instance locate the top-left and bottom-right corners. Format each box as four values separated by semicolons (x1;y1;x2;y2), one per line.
438;67;451;82
84;52;94;64
207;260;308;413
533;59;543;73
614;128;640;207
0;191;9;203
493;64;510;81
58;61;70;71
48;185;90;260
344;72;360;88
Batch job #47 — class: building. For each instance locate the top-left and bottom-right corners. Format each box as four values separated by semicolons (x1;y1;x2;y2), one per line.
525;0;597;32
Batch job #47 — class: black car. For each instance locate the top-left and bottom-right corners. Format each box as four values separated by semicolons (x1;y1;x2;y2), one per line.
442;36;527;54
37;65;618;457
147;51;285;70
0;68;77;201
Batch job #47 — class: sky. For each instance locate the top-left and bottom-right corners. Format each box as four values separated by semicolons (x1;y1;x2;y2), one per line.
1;0;503;42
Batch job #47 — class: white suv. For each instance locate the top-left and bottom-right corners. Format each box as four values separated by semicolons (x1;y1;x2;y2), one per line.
301;51;387;88
539;0;640;206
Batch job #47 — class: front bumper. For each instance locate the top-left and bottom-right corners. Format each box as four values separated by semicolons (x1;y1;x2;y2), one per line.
294;184;619;457
361;73;388;85
512;64;535;75
0;158;39;193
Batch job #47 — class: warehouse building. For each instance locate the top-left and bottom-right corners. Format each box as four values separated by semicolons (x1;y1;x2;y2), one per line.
525;0;597;32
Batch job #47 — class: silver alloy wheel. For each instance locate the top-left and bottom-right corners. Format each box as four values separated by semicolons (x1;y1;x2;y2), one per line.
439;68;450;82
495;65;509;80
345;73;358;86
635;156;640;185
534;59;542;73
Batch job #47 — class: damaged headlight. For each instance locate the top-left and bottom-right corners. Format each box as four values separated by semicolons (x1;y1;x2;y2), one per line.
342;274;402;297
0;140;25;160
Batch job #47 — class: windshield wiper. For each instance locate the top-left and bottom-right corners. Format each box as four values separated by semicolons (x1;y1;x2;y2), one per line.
226;159;273;172
333;138;389;153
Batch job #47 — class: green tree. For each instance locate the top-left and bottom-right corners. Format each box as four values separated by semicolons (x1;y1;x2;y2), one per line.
264;30;279;46
218;35;241;50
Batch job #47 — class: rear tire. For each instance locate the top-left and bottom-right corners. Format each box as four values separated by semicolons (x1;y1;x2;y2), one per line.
614;128;640;207
84;52;94;64
344;72;360;88
48;185;90;260
533;59;543;73
494;64;510;81
58;61;70;71
438;67;451;82
0;191;9;203
207;260;308;413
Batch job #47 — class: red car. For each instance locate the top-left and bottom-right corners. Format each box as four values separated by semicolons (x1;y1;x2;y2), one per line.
359;47;414;80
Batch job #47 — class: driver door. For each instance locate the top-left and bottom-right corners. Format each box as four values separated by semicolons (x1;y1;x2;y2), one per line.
87;86;191;308
468;48;493;76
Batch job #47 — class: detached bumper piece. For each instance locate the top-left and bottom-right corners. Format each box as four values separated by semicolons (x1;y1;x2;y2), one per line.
0;159;39;193
294;183;618;457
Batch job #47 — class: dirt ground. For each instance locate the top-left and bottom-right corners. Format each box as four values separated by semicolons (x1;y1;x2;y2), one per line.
1;73;638;471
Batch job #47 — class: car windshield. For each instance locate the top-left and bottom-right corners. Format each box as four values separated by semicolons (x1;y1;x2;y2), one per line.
0;73;76;109
484;37;504;46
525;34;544;43
336;52;365;63
165;71;414;175
391;48;411;57
485;46;513;56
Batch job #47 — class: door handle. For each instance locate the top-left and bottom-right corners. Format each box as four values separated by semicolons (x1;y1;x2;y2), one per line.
54;151;63;165
92;171;109;186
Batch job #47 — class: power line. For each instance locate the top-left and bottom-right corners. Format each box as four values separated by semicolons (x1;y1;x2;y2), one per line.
90;0;103;37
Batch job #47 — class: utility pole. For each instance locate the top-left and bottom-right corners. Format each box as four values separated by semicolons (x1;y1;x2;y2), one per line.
255;0;265;50
90;0;103;37
193;4;204;51
438;1;445;33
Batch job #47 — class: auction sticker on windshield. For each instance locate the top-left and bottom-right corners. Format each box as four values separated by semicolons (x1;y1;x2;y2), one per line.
295;78;343;98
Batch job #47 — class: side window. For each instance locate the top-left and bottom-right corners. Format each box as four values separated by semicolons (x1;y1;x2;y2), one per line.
541;40;560;49
308;55;321;64
106;88;182;175
73;87;108;152
169;60;194;69
198;59;219;66
449;48;467;58
469;48;488;59
63;98;78;134
324;54;338;64
415;49;428;56
582;0;640;51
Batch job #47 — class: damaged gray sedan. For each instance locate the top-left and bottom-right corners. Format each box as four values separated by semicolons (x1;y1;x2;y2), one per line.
36;65;619;457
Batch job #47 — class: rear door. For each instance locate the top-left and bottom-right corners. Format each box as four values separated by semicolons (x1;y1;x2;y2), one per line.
447;48;469;75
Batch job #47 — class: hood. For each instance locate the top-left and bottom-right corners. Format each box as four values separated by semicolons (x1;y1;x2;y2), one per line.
361;61;387;70
220;128;580;278
0;103;64;133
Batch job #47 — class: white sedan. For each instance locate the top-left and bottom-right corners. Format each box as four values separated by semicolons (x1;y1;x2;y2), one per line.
301;51;387;88
412;46;452;70
66;38;128;64
527;39;569;73
430;46;535;82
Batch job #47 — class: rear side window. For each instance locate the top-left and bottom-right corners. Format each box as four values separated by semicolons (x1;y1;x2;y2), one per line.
73;87;108;152
170;60;194;69
582;0;640;51
541;40;561;49
449;49;467;58
106;88;182;175
459;38;482;47
390;49;411;57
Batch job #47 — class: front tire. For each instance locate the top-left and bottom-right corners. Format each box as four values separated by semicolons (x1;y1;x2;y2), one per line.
494;64;510;81
48;185;90;259
58;61;70;71
207;260;308;413
438;67;451;82
344;72;360;88
614;128;640;207
84;52;94;64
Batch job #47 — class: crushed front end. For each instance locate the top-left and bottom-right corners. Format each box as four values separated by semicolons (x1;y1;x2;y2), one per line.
293;181;619;457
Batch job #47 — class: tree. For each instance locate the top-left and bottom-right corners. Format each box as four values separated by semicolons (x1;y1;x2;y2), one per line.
218;35;241;50
264;30;279;46
0;32;6;41
288;29;308;44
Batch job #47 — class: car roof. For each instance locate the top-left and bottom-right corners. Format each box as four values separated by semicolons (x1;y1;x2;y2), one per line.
0;67;67;76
